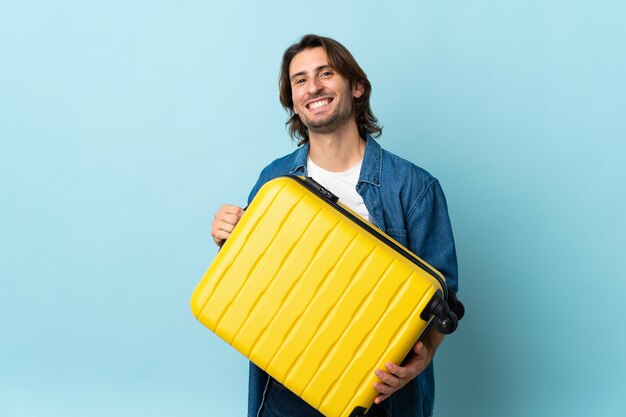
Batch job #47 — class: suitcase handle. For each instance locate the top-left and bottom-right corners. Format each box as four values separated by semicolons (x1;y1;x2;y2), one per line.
304;177;339;203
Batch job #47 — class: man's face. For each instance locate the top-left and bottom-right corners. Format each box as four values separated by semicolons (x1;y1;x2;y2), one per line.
289;47;363;135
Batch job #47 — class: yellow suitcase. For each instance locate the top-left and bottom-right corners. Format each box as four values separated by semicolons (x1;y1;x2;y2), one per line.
191;176;461;417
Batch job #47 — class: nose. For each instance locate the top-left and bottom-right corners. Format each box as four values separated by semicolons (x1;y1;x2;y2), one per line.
307;77;323;95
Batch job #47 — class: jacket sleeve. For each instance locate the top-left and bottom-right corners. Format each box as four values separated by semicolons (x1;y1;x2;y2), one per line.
247;166;274;206
406;180;459;292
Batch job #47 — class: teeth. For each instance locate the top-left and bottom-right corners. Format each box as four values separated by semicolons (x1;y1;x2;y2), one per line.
309;99;330;109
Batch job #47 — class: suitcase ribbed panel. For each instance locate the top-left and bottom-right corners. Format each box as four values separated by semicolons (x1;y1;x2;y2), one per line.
192;177;444;417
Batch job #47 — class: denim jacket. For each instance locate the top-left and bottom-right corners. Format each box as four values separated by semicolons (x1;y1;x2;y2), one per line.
246;135;458;417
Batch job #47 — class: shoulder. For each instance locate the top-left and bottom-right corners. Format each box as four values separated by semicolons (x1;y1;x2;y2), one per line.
383;148;436;180
259;149;300;178
380;146;440;195
247;145;307;203
256;147;304;184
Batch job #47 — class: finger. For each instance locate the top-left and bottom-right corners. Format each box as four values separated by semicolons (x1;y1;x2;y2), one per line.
375;369;401;387
384;362;408;379
215;204;244;221
211;219;240;243
212;215;239;231
413;341;427;356
374;393;390;405
211;227;232;242
219;204;245;216
212;207;244;238
212;221;236;237
373;379;395;395
214;212;242;226
211;205;244;247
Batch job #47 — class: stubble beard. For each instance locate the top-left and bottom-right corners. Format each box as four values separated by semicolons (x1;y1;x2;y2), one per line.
301;93;355;135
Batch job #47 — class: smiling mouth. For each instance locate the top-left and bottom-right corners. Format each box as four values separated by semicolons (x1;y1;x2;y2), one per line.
306;98;333;110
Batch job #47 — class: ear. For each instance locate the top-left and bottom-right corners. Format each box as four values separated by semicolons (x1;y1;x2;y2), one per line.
352;82;365;99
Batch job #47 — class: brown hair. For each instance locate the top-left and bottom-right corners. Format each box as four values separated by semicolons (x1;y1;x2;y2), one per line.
279;34;382;145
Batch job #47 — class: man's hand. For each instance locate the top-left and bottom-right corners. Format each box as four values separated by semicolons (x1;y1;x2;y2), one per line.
372;330;444;404
211;204;244;247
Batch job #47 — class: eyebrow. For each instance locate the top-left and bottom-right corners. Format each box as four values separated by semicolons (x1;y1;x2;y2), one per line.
290;65;332;82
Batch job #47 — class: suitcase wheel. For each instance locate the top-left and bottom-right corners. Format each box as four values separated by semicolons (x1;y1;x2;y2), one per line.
447;289;465;321
433;302;458;334
421;292;460;335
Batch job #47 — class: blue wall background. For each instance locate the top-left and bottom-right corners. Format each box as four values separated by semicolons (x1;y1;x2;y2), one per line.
2;1;625;416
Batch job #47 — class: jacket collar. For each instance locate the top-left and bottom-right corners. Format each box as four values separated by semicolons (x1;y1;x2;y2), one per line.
359;134;382;187
288;143;309;176
287;134;382;187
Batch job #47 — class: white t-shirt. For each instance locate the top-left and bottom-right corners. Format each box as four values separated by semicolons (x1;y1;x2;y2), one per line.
307;157;371;222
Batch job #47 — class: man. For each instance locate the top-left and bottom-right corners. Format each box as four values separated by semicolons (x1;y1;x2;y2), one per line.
211;34;458;417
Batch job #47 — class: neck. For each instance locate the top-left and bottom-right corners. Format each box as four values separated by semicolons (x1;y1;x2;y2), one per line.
308;120;365;172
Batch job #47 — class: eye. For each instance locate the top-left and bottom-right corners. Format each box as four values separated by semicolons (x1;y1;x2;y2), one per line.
293;78;306;85
321;71;333;77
